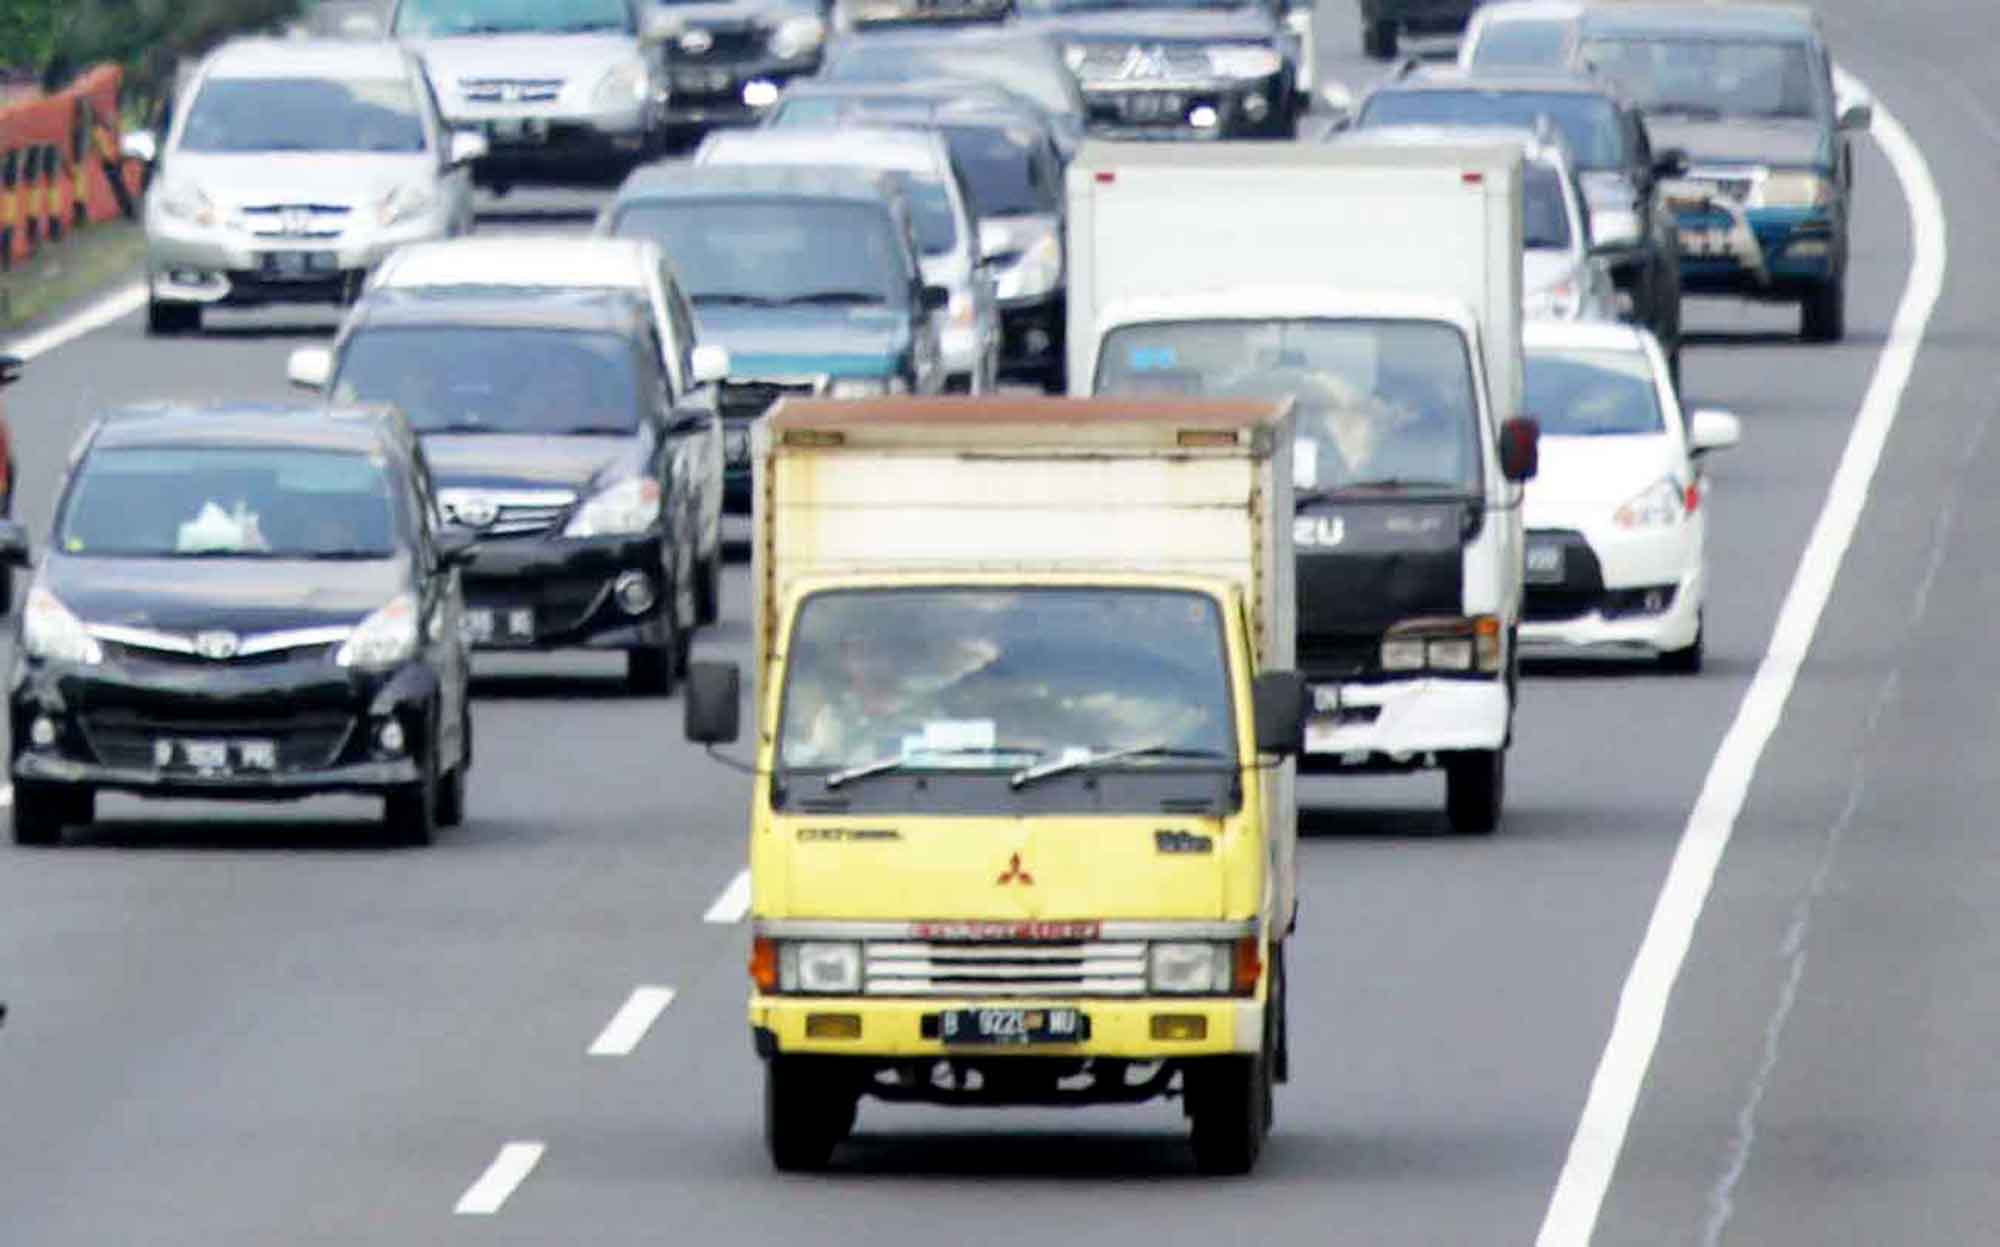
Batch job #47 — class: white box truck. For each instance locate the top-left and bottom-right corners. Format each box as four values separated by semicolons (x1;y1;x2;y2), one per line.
1067;139;1538;835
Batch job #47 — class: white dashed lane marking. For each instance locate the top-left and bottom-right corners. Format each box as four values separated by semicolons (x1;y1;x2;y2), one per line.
703;868;751;924
454;1141;545;1216
587;985;676;1057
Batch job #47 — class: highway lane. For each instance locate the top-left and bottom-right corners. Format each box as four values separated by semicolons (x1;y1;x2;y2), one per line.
0;6;1956;1243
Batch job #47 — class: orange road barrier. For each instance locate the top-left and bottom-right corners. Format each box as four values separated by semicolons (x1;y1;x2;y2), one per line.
0;65;143;269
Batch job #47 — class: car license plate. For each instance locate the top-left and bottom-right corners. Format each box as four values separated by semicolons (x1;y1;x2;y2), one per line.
937;1007;1087;1045
462;607;535;644
1525;541;1566;584
258;250;335;280
156;738;276;773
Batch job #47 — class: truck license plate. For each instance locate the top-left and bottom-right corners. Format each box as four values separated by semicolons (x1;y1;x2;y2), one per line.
937;1007;1087;1045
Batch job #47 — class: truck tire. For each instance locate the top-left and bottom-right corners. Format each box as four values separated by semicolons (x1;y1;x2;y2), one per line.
1801;271;1846;343
1363;18;1398;59
1187;1051;1271;1175
765;1056;857;1173
1444;749;1504;836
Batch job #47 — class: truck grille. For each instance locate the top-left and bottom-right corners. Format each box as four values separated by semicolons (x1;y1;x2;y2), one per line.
864;940;1148;997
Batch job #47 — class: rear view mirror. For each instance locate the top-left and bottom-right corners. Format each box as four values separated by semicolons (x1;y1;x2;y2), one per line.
120;130;158;165
0;354;21;387
685;661;743;745
1499;416;1540;482
448;129;489;167
690;342;731;387
1689;408;1742;455
920;284;951;312
1252;670;1308;756
0;519;30;568
288;346;333;391
1836;88;1874;133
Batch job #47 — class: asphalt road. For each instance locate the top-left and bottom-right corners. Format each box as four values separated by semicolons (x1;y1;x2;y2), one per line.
0;1;1986;1242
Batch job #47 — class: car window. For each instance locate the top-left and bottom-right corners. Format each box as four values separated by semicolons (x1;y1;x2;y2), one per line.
333;327;648;435
1469;19;1572;71
1579;36;1823;121
1525;347;1666;436
179;76;427;154
941;122;1055;217
824;42;1078;118
1524;165;1572;251
1357;88;1625;170
393;0;634;37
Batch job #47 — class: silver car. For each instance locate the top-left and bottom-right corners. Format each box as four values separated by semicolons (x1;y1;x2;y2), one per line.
388;0;673;188
124;38;482;336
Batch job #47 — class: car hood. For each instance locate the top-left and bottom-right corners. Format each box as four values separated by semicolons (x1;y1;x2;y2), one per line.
696;305;909;376
1525;433;1682;517
421;433;638;493
404;32;640;86
44;554;410;635
162;153;436;209
1015;7;1276;44
1648;116;1831;171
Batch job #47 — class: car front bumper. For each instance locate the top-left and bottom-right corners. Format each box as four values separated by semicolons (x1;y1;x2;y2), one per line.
1522;522;1704;656
145;212;451;306
1673;203;1842;296
460;531;673;651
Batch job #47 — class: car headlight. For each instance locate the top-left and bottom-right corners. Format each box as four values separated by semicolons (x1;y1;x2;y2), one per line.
770;14;825;59
156;182;217;227
1751;171;1833;209
780;941;861;993
828;375;908;399
378;184;435;227
1525;279;1583;320
1149;942;1231;994
22;587;103;665
593;59;650;108
1208;45;1282;79
1614;477;1687;529
334;593;419;671
1062;42;1089;72
563;476;662;538
993;229;1062;302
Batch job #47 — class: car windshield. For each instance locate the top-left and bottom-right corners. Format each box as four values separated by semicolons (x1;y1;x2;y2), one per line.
942;123;1054;216
60;447;400;559
332;327;645;434
1524;164;1572;250
1468;19;1572;71
1357;89;1625;169
1579;36;1820;120
777;588;1235;771
1526;347;1665;436
392;0;632;36
1017;0;1254;12
179;77;425;154
611;198;909;305
1096;319;1483;494
825;43;1079;116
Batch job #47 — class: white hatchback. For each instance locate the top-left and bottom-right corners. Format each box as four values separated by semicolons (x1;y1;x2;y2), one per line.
1520;320;1739;671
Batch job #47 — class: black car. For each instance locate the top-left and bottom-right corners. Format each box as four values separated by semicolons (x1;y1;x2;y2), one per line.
4;404;474;847
304;290;720;693
1350;71;1687;378
654;0;834;140
1015;0;1302;140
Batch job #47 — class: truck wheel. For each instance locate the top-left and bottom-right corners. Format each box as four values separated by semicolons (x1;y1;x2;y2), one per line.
1444;749;1504;836
1801;272;1846;343
765;1056;857;1173
1362;18;1398;59
1187;1051;1270;1174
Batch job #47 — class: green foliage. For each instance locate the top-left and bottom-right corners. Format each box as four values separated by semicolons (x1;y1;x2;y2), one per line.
5;0;307;99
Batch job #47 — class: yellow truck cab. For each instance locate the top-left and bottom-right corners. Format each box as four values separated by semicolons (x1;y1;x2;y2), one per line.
684;395;1305;1174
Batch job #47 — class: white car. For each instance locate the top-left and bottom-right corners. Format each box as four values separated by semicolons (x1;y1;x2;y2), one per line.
1457;1;1586;75
1520;319;1739;671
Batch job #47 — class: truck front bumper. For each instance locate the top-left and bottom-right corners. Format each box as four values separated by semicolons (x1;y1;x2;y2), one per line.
753;995;1263;1060
1300;675;1510;770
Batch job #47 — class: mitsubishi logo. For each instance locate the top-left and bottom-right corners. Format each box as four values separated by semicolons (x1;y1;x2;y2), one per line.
1116;44;1170;80
281;207;313;236
194;631;241;661
996;852;1035;886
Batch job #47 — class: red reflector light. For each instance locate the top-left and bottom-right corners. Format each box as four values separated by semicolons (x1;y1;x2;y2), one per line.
1462;171;1485;185
1095;171;1116;183
750;937;778;992
1232;938;1263;996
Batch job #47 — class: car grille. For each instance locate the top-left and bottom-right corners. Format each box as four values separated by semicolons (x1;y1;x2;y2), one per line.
1092;91;1213;126
717;378;819;425
459;77;564;103
239;203;350;240
677;27;764;59
864;940;1148;997
78;709;354;772
439;489;576;539
672;66;741;93
1676;168;1761;207
98;642;340;670
1075;43;1213;82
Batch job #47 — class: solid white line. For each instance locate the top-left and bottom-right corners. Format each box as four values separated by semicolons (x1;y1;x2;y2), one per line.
1536;71;1947;1246
453;1141;545;1216
587;985;676;1057
5;283;147;360
703;867;751;924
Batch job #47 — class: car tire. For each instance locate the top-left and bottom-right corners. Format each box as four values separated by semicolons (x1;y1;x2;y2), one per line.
765;1056;857;1173
1444;749;1504;836
146;299;200;336
1363;18;1398;59
695;550;722;627
382;727;439;847
12;781;76;846
1801;272;1846;343
1660;614;1704;674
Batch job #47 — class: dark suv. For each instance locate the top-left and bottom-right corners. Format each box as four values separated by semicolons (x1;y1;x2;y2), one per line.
1351;70;1686;378
303;290;720;694
3;404;474;847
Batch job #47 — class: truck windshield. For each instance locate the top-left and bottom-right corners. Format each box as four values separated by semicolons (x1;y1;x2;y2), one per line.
777;588;1236;773
1096;319;1483;495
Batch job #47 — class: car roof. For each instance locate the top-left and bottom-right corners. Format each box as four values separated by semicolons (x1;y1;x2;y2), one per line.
1578;3;1819;41
1385;67;1624;100
613;160;899;206
349;288;652;336
90;402;406;455
377;237;658;292
1472;0;1586;16
1524;317;1652;353
203;36;414;80
699;126;950;175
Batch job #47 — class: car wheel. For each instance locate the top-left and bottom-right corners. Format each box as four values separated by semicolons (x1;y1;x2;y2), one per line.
765;1056;857;1173
1362;18;1398;59
12;781;81;847
382;724;439;847
1801;271;1846;343
1444;749;1504;836
695;550;722;627
1660;614;1705;674
628;593;685;695
146;299;200;336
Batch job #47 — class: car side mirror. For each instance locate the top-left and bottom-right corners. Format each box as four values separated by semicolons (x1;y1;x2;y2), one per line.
1837;97;1874;132
0;519;30;568
448;129;489;167
1689;407;1742;455
1652;147;1689;179
0;354;22;387
920;284;951;312
120;130;159;165
690;342;731;387
1252;670;1308;756
434;525;478;567
1499;416;1540;482
666;403;714;435
685;661;743;745
287;346;333;391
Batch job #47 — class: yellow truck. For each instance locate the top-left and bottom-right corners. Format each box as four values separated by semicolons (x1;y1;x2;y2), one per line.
682;395;1305;1174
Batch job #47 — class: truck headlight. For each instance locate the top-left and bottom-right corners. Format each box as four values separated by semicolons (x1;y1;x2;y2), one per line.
1614;477;1687;530
1149;942;1230;994
1382;616;1504;674
1208;45;1281;79
782;941;862;993
770;14;825;59
593;59;650;108
563;476;662;537
828;375;908;398
1752;171;1833;209
334;593;419;671
22;587;103;665
993;229;1062;302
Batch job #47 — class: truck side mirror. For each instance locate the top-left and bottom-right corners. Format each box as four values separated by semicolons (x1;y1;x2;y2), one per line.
0;519;30;567
1252;670;1308;756
685;661;742;745
690;342;731;387
1499;416;1540;482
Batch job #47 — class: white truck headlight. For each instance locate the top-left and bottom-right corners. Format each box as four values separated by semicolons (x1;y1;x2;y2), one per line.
770;14;825;59
1208;45;1281;79
1614;477;1687;530
563;477;662;537
334;593;419;671
1149;942;1230;994
22;587;103;665
593;59;650;108
782;941;862;993
994;230;1062;302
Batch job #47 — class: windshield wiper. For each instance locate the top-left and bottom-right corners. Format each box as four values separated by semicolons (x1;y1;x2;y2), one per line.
1010;743;1229;789
824;744;1047;789
691;291;778;307
554;424;638;436
1651;104;1723;121
780;290;890;306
